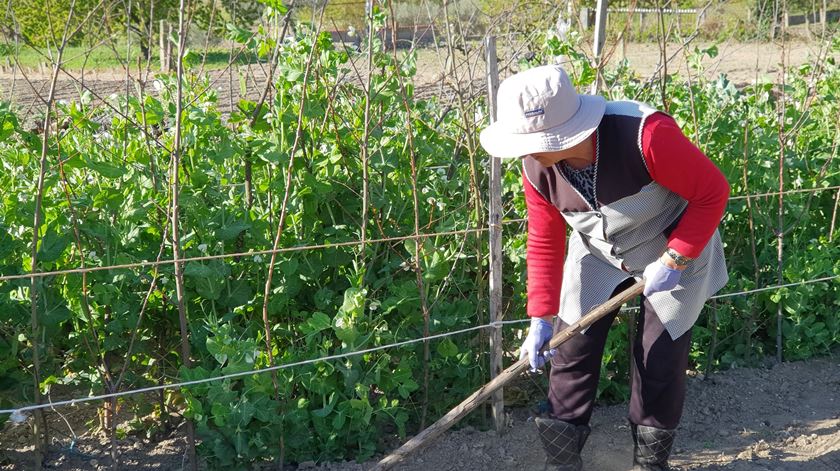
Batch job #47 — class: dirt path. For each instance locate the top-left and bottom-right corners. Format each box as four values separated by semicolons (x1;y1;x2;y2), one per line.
345;356;840;471
612;40;825;85
0;41;829;122
2;355;838;470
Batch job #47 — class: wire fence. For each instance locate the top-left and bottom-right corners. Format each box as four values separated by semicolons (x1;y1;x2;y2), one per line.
2;271;837;420
2;1;839;468
0;185;835;284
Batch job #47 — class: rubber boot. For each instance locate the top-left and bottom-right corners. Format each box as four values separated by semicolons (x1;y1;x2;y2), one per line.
631;423;676;471
535;417;591;471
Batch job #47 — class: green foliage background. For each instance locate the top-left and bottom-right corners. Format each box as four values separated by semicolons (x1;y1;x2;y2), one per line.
1;13;839;470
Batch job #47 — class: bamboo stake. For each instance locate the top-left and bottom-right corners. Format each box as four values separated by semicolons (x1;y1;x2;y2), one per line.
655;0;669;113
260;5;325;465
830;188;840;242
28;2;80;467
361;4;373;259
376;2;437;441
170;0;198;468
440;0;486;429
775;0;788;364
591;0;607;94
484;35;504;434
159;20;166;72
247;0;297;210
110;5;134;461
373;280;645;471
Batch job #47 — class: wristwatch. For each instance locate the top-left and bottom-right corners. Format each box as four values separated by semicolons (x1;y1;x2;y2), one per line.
665;248;691;267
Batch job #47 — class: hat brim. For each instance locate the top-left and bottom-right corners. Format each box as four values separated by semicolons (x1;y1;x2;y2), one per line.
479;94;607;158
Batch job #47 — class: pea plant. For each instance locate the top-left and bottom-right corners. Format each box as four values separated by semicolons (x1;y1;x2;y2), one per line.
1;17;838;469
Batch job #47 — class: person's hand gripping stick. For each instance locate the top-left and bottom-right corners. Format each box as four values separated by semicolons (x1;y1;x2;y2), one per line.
520;316;556;372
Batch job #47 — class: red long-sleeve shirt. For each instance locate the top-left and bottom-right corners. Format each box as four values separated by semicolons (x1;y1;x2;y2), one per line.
525;113;730;318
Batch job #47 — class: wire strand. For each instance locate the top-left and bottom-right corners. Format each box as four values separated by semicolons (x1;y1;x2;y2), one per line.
3;273;837;419
710;274;839;299
727;185;840;201
0;226;491;282
1;321;498;417
1;185;835;283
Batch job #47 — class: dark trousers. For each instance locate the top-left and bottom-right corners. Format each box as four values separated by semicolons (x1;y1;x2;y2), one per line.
548;279;693;430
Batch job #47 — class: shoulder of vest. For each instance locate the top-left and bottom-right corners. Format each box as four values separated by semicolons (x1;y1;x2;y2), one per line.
604;100;659;119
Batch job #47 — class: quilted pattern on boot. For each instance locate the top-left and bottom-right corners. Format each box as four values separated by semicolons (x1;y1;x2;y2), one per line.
631;423;676;471
535;417;591;471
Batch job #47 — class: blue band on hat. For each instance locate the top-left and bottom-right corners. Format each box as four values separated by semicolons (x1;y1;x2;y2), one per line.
524;107;544;118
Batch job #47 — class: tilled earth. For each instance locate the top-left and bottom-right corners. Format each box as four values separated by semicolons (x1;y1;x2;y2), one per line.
2;355;839;470
0;41;827;124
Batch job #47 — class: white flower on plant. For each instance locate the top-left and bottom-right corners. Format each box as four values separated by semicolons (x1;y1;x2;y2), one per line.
87;251;97;260
153;80;164;92
160;276;169;285
198;243;208;253
94;130;112;144
253;254;263;263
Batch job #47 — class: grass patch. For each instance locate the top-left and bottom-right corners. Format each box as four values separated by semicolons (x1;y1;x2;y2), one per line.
0;42;261;72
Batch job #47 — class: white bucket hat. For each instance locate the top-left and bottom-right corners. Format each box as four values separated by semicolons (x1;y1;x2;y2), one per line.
479;65;606;158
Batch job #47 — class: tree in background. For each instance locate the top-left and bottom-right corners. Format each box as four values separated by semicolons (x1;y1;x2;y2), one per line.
6;0;103;47
6;0;266;58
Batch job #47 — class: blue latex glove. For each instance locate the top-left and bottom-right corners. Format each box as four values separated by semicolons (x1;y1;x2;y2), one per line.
519;317;556;372
642;259;682;297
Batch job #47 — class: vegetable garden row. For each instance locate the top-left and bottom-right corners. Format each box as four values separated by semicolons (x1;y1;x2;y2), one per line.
1;11;839;469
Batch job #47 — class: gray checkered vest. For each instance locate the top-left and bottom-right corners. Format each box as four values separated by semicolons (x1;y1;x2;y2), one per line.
523;101;728;339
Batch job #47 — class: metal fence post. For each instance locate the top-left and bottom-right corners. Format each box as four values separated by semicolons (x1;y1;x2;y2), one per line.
485;35;504;434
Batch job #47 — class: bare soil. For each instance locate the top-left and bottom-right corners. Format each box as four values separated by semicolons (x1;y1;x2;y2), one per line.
0;41;828;123
2;354;838;470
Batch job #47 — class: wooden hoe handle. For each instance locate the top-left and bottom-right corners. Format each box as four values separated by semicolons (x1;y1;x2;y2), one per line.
372;280;645;471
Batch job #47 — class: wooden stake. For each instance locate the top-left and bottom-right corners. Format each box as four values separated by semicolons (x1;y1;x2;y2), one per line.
171;2;198;468
159;20;166;72
485;35;504;434
373;280;645;471
591;0;608;94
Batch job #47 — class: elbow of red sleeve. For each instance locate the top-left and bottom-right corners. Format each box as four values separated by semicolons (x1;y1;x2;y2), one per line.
713;171;731;221
667;174;730;258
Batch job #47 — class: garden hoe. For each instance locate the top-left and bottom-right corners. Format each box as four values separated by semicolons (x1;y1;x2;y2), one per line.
372;279;645;471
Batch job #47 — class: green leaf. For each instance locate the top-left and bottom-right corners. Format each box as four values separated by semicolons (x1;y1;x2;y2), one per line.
436;338;458;358
221;281;252;308
85;158;126;179
37;230;71;263
184;262;214;278
0;230;15;260
226;23;253;44
216;222;251;241
312;392;337;418
338;288;366;319
257;0;288;14
41;304;71;328
307;312;332;334
206;336;228;365
211;402;228;427
333;314;358;345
